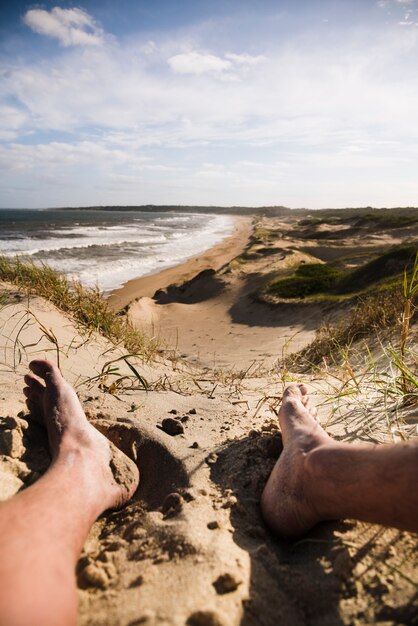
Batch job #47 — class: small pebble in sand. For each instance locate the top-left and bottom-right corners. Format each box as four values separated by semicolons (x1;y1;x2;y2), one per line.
205;453;218;465
213;573;241;594
186;611;224;626
129;575;144;588
180;415;190;423
169;409;178;415
162;492;183;517
207;521;219;530
188;408;197;415
190;441;199;449
79;562;110;590
161;418;184;436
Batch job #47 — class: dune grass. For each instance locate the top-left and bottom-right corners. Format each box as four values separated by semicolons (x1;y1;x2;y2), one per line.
289;253;418;374
289;284;403;367
268;263;343;298
335;246;416;294
266;246;417;301
0;256;157;360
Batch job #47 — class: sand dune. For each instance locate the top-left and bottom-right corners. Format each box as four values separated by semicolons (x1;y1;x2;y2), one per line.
0;211;417;625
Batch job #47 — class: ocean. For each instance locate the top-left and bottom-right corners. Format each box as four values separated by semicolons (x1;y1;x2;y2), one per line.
0;209;234;292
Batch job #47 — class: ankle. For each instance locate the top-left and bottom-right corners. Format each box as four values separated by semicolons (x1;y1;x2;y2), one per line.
304;443;341;520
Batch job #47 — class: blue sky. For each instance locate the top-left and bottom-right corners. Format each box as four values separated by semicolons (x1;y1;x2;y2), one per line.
1;0;418;208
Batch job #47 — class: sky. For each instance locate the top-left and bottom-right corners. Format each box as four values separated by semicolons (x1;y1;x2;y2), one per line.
1;0;418;209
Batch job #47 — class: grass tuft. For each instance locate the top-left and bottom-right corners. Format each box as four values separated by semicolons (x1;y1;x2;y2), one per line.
0;256;157;360
335;246;416;294
289;285;404;367
268;263;342;298
266;246;417;301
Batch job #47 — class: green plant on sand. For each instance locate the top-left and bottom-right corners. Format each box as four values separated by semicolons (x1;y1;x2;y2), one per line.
290;256;418;442
0;256;157;360
268;263;342;298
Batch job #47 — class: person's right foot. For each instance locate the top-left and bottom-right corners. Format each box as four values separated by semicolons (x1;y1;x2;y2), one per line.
23;359;139;512
261;384;334;539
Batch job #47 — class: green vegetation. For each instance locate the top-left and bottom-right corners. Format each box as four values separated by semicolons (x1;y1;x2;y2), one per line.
290;252;418;378
268;263;342;298
266;247;417;300
0;256;156;360
252;225;278;243
335;246;416;294
290;285;402;366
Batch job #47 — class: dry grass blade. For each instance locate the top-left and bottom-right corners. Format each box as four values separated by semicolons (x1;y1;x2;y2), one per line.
0;255;157;361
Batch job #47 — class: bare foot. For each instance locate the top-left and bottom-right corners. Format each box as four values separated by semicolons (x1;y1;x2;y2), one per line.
261;384;334;539
23;359;139;513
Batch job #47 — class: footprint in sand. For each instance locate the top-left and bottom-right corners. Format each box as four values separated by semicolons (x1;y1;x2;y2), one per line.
79;418;248;626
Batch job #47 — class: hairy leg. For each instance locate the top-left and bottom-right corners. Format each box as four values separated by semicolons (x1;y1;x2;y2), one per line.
0;360;139;626
261;384;418;539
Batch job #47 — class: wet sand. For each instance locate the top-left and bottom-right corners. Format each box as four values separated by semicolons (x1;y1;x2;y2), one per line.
107;216;253;312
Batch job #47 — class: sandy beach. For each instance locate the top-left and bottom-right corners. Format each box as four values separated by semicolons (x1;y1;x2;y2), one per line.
0;209;417;625
108;215;323;369
108;216;254;311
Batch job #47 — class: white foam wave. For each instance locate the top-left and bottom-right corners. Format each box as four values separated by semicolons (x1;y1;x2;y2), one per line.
73;214;234;290
0;213;235;291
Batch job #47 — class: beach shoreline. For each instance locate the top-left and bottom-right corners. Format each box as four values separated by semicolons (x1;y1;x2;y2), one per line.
107;215;253;311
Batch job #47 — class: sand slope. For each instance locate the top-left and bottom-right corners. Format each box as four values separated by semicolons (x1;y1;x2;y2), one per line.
0;282;417;625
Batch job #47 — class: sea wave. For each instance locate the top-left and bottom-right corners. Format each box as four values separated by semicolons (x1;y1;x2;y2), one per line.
0;211;234;291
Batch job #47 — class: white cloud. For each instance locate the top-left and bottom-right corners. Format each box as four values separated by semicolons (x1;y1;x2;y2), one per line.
168;51;232;75
23;7;104;47
224;53;266;66
167;50;265;76
4;15;418;207
0;140;151;172
3;30;418;150
0;105;28;140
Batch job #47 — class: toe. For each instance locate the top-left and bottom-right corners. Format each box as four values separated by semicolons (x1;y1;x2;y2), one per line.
283;384;308;401
29;360;62;386
298;383;308;396
23;383;42;402
303;397;318;419
24;374;45;392
302;396;312;408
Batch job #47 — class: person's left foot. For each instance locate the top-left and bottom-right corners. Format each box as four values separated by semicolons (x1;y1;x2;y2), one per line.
261;384;332;539
23;359;140;512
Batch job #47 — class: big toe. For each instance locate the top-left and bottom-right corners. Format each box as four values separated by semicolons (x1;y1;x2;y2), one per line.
283;383;308;401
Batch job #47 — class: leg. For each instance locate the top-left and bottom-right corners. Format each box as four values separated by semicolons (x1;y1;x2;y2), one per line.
0;360;139;626
261;384;418;539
